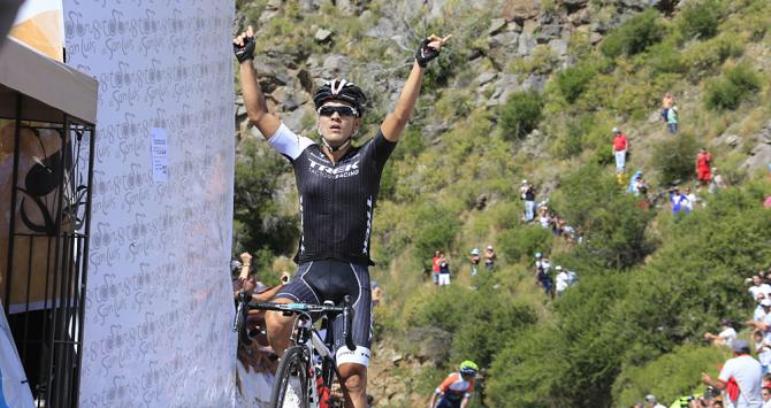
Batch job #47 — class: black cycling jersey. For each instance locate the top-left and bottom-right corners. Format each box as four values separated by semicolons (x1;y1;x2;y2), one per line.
268;123;396;266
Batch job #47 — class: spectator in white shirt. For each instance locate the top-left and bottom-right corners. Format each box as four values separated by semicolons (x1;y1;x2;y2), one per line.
702;340;763;408
705;319;738;347
750;275;771;301
555;266;570;298
644;394;666;408
755;294;769;322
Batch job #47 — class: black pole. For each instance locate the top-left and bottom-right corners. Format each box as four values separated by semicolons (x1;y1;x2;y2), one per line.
72;122;96;407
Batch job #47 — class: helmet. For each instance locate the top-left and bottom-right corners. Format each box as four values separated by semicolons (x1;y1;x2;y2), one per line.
535;252;542;259
459;360;479;376
313;79;366;116
470;248;480;255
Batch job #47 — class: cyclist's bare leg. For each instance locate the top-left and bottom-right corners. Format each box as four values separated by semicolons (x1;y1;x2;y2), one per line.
338;363;367;408
265;297;296;356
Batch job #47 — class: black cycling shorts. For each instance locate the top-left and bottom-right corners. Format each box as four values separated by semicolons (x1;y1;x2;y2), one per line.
275;260;372;367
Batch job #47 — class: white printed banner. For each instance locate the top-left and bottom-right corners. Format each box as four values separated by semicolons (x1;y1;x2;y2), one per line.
62;1;237;406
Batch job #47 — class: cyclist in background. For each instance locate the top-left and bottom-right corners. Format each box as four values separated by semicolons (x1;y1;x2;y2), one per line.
429;361;478;408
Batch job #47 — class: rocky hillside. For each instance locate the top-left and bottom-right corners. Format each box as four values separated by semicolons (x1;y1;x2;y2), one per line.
233;0;771;406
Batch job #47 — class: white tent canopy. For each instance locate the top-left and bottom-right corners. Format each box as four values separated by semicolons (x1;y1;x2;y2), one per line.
0;36;97;123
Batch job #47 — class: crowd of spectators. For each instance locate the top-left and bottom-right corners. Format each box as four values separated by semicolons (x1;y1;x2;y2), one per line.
519;181;582;243
533;252;577;300
428;246;497;287
634;268;771;407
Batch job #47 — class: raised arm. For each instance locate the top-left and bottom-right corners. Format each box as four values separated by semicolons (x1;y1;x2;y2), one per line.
381;34;451;142
234;26;281;139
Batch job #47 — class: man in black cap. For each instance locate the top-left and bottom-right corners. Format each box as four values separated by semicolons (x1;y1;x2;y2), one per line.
702;339;763;408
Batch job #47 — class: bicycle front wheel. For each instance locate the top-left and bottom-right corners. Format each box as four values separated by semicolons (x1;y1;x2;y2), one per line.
271;346;310;408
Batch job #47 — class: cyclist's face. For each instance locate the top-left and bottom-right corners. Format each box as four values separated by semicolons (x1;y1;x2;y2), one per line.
317;101;360;145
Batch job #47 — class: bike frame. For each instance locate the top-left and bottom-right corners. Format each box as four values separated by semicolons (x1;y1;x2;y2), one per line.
234;294;355;407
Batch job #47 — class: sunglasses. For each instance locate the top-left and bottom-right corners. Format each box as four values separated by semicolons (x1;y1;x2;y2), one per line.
318;105;359;117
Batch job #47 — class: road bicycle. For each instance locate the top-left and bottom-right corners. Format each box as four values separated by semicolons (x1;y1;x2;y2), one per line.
235;291;355;408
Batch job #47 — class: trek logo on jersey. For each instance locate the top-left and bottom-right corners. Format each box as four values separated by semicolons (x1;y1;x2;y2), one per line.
308;159;360;179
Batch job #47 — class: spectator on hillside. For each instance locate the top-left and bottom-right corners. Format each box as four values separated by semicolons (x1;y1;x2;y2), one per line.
747;299;771;341
704;319;738;347
753;330;771;376
696;149;714;187
555;266;570;298
535;253;554;298
432;250;442;285
685;187;700;212
484;245;497;271
670;187;691;215
469;248;481;276
520;179;536;222
753;293;768;322
553;216;567;236
762;385;771;408
628;170;644;195
612;127;629;174
667;106;679;134
371;281;384;307
661;92;674;122
749;275;771;302
644;394;666;408
702;340;764;408
438;253;451;286
562;222;578;243
709;167;727;194
538;206;552;229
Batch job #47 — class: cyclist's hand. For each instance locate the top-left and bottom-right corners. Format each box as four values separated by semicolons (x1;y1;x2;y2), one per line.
415;34;452;68
233;25;256;64
239;252;253;264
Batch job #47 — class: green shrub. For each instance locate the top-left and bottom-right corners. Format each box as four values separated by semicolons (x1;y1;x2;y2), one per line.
651;132;699;185
611;186;771;363
411;202;461;258
551;164;618;231
498;225;554;262
557;63;598;103
706;63;761;110
601;9;665;58
450;295;537;368
551;114;593;158
407;285;470;333
487;326;568;407
681;34;743;80
678;0;723;40
511;45;560;75
645;41;686;75
553;164;654;268
233;138;298;258
499;91;544;140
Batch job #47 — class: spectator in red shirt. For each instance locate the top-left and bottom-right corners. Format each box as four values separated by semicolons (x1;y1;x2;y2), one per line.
432;250;443;285
612;127;629;174
696;148;713;186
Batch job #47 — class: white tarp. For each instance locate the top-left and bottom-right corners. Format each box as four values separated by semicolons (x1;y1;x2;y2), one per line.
0;302;34;408
62;0;237;406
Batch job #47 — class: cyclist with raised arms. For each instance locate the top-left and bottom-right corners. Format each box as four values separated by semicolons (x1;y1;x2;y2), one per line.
233;25;450;408
429;361;479;408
